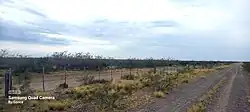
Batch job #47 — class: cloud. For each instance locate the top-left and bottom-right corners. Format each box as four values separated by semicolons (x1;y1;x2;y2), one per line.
0;21;69;45
0;0;249;61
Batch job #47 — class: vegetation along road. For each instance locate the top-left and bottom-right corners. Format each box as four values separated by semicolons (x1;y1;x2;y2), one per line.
128;63;250;112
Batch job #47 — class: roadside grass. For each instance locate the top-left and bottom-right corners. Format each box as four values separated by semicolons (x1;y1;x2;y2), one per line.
153;91;165;98
248;96;250;103
242;63;250;105
8;65;225;111
215;65;230;70
187;77;226;112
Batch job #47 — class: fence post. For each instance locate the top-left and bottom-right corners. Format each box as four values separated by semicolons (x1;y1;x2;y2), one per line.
120;68;123;77
153;66;156;74
84;66;86;75
110;68;113;80
9;68;12;90
42;67;45;92
129;67;132;77
4;72;10;98
64;66;67;84
136;68;138;74
98;66;100;80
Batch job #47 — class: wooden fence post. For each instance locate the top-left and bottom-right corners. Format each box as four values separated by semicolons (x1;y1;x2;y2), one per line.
84;66;86;75
4;72;10;98
98;66;100;80
42;67;45;92
120;68;123;77
64;66;67;84
110;68;113;80
9;68;12;90
129;67;132;77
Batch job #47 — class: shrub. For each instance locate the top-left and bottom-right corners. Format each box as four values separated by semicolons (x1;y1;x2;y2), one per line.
70;84;102;100
34;102;50;112
200;76;206;79
29;100;39;107
80;75;109;85
123;84;135;95
182;79;189;84
187;103;205;112
48;101;66;111
48;100;70;111
153;91;164;98
88;79;109;84
34;90;49;96
58;83;68;88
121;74;136;80
94;84;128;111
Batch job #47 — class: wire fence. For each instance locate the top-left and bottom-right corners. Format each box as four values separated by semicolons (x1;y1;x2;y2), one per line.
1;66;183;92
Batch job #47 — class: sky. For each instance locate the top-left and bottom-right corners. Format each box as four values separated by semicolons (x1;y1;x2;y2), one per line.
0;0;249;61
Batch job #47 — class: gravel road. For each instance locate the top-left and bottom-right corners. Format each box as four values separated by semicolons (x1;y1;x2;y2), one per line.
128;65;234;112
205;63;250;112
226;64;250;112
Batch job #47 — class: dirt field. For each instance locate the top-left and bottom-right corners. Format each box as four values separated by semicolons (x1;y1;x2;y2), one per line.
29;67;180;91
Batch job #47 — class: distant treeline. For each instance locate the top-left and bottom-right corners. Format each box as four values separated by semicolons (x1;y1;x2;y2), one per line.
0;50;234;74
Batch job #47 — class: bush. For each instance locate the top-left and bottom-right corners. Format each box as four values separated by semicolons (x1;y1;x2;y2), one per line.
182;79;189;84
48;99;71;111
33;102;50;112
153;91;164;98
94;84;128;111
70;84;101;100
88;79;109;84
80;75;109;85
58;83;68;88
121;74;136;80
187;103;205;112
200;76;206;79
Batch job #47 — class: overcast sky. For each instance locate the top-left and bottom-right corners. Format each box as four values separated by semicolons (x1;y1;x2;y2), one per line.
0;0;249;61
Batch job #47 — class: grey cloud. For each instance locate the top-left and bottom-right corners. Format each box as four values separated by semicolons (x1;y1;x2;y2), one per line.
149;21;179;27
0;20;70;45
23;8;47;18
1;0;249;61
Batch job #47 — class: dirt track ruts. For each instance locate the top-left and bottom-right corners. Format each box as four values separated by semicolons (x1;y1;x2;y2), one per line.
127;65;234;112
226;64;249;112
206;63;250;112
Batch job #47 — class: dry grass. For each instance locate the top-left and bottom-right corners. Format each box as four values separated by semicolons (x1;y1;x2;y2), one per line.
7;66;224;112
248;96;250;103
153;91;165;98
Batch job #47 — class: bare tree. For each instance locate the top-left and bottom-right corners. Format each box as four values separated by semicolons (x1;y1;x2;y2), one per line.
0;49;9;57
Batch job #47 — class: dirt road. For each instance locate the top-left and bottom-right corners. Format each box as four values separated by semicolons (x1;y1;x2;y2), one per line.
207;63;249;112
128;64;249;112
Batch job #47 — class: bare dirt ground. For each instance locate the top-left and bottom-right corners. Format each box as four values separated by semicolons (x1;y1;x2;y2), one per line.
127;65;234;112
29;69;144;91
29;67;179;91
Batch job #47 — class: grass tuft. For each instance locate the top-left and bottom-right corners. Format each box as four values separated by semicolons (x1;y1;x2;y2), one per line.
153;91;164;98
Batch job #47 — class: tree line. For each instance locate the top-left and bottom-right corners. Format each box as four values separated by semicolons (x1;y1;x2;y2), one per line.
0;49;234;74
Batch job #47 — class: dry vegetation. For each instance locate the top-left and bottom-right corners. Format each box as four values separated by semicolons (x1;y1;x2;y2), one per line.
242;63;250;104
0;49;233;112
186;77;226;112
1;65;225;112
